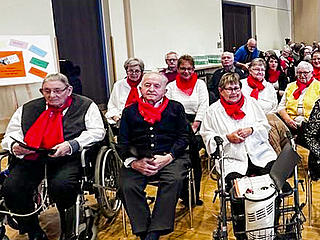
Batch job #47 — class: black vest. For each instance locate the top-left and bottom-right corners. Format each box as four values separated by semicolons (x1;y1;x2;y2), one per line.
21;94;93;141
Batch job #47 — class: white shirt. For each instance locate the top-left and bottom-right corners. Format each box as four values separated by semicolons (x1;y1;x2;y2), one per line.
105;78;141;124
200;97;276;177
166;79;209;122
241;78;278;114
1;102;106;156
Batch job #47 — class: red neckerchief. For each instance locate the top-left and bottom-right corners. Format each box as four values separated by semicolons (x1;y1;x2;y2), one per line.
137;96;169;125
313;67;320;81
293;77;314;99
247;75;265;100
125;78;141;107
176;72;198;96
220;94;246;120
24;96;73;150
268;69;281;83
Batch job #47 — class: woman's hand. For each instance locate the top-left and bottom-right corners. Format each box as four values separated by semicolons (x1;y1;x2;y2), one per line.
191;121;201;133
285;118;297;129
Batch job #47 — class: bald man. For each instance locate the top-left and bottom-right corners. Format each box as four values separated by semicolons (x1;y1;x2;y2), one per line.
207;52;246;104
234;38;260;71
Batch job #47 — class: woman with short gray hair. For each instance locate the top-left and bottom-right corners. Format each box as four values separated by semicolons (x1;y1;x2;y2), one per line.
106;58;145;124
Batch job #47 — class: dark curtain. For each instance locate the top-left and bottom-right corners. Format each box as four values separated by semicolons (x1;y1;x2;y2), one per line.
51;0;108;105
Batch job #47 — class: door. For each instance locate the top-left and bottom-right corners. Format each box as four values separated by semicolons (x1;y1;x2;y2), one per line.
222;3;252;52
51;0;109;105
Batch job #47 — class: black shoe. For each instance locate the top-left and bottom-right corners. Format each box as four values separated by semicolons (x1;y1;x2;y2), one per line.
145;232;160;240
28;229;48;240
196;199;204;206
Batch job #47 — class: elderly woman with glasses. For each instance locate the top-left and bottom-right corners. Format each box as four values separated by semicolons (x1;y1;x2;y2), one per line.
278;61;320;144
105;58;144;124
200;72;276;240
240;58;288;155
166;54;209;205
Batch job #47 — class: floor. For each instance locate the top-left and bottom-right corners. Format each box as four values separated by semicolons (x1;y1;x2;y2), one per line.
4;146;320;240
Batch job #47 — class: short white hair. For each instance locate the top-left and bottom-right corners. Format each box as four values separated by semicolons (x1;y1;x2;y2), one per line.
297;61;313;72
141;72;168;86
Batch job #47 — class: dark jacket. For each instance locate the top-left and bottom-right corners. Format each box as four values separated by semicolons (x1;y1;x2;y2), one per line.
118;100;189;160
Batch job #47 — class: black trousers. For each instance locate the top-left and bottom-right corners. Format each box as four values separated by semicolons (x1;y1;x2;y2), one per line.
226;159;275;240
119;153;190;236
2;155;81;234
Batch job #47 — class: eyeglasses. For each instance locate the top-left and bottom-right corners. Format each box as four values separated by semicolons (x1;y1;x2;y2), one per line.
179;67;194;72
251;68;265;72
166;58;178;62
224;87;241;93
297;71;311;76
312;58;320;61
127;70;141;75
40;86;68;95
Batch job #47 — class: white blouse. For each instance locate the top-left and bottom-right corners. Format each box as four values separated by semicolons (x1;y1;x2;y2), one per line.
105;78;140;123
166;79;209;122
241;78;278;114
200;96;276;176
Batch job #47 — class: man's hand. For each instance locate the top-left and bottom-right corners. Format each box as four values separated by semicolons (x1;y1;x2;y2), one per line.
50;141;71;158
131;158;159;176
150;154;173;171
12;143;35;156
112;115;120;123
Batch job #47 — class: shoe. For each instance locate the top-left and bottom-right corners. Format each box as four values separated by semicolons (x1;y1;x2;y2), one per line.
145;232;160;240
196;199;203;206
28;229;48;240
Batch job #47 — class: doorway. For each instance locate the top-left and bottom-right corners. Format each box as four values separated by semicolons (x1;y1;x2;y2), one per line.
222;3;252;52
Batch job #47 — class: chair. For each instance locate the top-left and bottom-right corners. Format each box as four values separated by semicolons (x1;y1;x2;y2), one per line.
121;167;196;237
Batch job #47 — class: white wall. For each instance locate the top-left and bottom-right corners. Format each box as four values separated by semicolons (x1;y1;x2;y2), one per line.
255;6;291;51
0;0;56;132
1;0;57;67
224;0;291;10
109;0;223;79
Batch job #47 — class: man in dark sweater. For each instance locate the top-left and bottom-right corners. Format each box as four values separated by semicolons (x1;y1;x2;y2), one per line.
118;72;190;240
207;52;246;104
1;73;106;240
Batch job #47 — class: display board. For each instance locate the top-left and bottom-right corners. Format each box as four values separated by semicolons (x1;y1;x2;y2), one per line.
0;35;57;86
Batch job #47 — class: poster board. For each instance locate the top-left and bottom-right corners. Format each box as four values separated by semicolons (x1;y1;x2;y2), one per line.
0;35;57;86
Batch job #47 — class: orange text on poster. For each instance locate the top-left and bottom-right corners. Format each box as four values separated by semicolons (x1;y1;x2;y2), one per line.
29;67;47;78
0;51;26;78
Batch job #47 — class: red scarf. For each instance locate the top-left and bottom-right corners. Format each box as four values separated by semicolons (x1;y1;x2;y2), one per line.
267;69;281;83
176;72;198;96
293;77;314;99
313;67;320;81
247;75;265;100
137;97;169;124
220;94;246;120
125;78;141;107
24;96;73;150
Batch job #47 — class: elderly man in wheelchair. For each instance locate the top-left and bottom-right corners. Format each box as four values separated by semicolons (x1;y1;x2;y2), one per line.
0;73;106;240
200;72;278;240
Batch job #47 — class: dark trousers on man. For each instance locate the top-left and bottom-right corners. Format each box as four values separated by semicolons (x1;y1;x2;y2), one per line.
2;155;81;234
119;153;190;237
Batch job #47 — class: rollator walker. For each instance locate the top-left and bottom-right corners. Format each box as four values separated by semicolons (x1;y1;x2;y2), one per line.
211;133;306;240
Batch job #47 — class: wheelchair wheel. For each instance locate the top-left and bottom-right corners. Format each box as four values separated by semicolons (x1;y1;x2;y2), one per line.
95;146;122;219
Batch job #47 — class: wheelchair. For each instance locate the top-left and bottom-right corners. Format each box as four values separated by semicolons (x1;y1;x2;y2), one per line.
0;124;122;240
210;134;306;240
